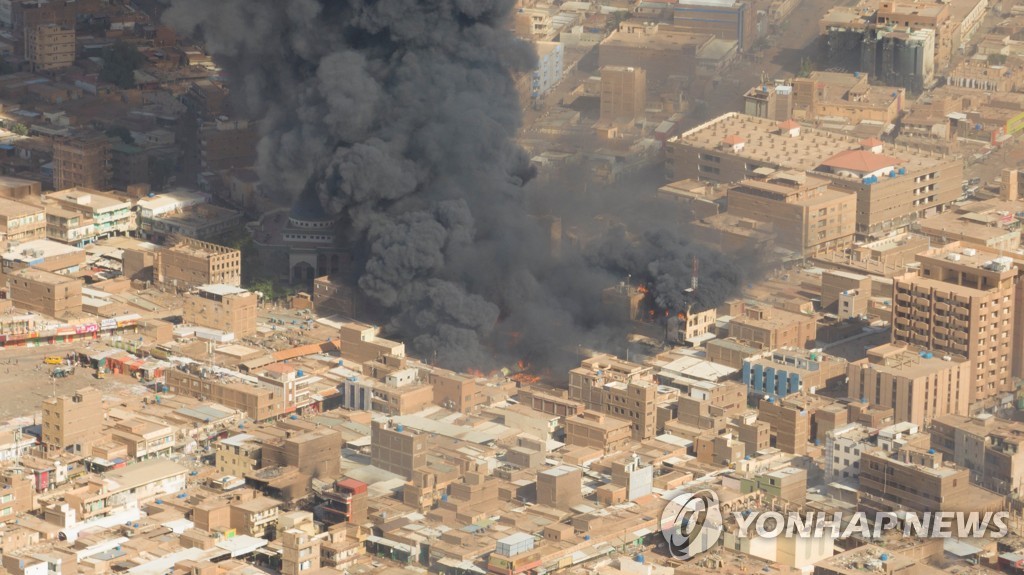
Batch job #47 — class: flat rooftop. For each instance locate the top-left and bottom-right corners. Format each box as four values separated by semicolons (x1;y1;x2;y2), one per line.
0;197;41;218
860;343;967;378
47;187;129;211
673;112;951;179
2;239;82;262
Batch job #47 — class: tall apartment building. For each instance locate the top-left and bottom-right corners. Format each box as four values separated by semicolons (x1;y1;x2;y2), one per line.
0;198;44;244
667;113;962;238
891;243;1017;407
931;413;1024;496
183;284;258;337
151;237;242;292
569;354;658;440
599;65;646;125
41;387;103;454
727;170;856;257
26;23;72;70
370;420;426;480
848;343;970;426
52;134;111;190
44;188;132;246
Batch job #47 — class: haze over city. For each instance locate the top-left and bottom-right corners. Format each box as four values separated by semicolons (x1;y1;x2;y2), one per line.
0;1;1019;575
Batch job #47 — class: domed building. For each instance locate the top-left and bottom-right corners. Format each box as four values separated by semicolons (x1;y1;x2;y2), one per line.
282;188;345;283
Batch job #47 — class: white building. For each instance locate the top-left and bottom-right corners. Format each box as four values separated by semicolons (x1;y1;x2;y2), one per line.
825;423;876;481
533;41;565;100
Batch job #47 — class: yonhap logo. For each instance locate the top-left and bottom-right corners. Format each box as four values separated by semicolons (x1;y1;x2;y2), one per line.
660;489;724;559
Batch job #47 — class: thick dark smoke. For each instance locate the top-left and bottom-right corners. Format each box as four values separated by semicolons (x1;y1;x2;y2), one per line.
165;0;765;371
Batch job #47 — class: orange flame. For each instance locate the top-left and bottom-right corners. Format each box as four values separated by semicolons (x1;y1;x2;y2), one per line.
677;312;685;319
637;285;648;294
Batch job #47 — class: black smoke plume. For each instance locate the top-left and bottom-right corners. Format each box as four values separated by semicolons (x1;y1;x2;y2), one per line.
165;0;765;371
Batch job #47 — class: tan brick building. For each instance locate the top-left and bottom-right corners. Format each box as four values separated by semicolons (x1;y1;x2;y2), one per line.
52;134;111;191
891;243;1017;406
726;302;817;350
667;113;962;238
727;171;856;257
0;199;45;244
931;413;1024;496
598;65;646;125
3;267;82;318
26;23;73;71
165;366;283;421
183;284;257;336
41;387;103;454
153;238;241;291
564;410;632;453
848;343;970;426
569;354;658;440
369;420;426;480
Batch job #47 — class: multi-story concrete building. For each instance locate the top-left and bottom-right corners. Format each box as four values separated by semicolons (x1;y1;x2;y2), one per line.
532;41;564;100
109;417;176;462
45;188;132;246
931;413;1024;496
757;398;810;455
41;387;103;454
891;243;1017;407
319;478;368;525
536;465;583;510
667;113;962;238
280;529;319;575
859;442;999;512
52;134;110;191
672;0;754;50
165;366;284;421
260;426;342;479
825;423;876;481
369;420;425;480
569;354;658;440
0;198;44;244
598;65;646;126
726;302;817;350
216;433;263;478
0;176;42;201
150;238;241;292
183;284;257;337
743;347;847;399
847;343;970;426
26;23;72;70
3;266;82;318
727;170;856;256
564;410;632;453
198;118;257;172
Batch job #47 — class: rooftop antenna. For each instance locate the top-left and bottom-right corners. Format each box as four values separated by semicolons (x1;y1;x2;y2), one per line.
691;255;699;291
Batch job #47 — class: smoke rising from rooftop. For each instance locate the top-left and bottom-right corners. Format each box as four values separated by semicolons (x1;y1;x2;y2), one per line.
165;0;763;371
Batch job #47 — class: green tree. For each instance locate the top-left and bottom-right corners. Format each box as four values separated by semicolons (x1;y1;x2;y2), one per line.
105;125;135;145
605;10;632;34
799;57;814;77
100;41;144;89
9;123;28;136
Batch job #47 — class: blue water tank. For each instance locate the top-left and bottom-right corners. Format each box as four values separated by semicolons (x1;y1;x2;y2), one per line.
584;535;591;541
636;555;645;564
744;455;751;460
396;424;404;433
155;499;163;504
338;360;344;366
881;554;889;561
860;396;867;403
441;494;448;502
290;414;298;420
898;167;906;175
928;448;935;454
889;170;896;178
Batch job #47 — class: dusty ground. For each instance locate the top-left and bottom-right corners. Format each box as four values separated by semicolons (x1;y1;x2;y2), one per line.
0;342;145;424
